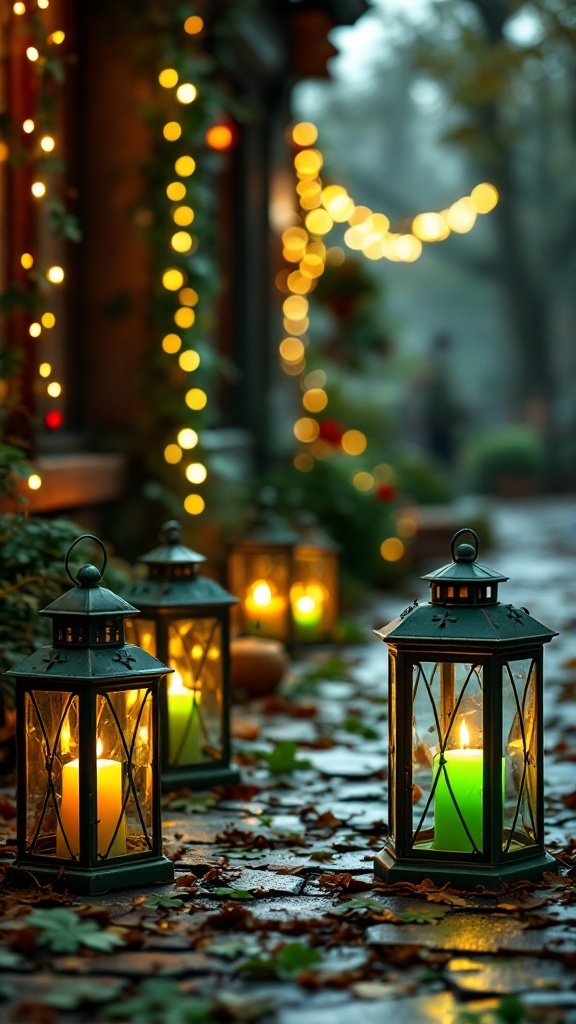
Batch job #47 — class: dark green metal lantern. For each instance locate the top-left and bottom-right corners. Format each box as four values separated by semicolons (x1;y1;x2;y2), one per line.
124;522;239;791
374;528;557;889
292;516;340;644
8;536;174;895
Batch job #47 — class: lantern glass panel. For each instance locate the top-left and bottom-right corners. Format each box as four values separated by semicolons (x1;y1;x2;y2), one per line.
291;548;337;641
166;618;223;766
229;550;290;639
125;618;156;656
93;687;154;858
389;655;396;842
503;658;538;851
412;660;484;854
24;690;79;857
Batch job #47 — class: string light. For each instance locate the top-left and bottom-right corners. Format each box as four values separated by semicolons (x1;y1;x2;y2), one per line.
40;135;55;152
184;15;204;35
26;46;39;62
176;83;197;104
28;474;42;490
46;265;64;283
31;181;46;197
22;119;34;134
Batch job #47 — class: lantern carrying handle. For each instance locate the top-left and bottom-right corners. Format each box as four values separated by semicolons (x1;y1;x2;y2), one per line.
450;527;479;562
65;534;108;585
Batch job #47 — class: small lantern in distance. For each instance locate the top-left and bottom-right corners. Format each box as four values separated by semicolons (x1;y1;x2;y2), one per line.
124;522;240;790
8;536;174;895
374;528;557;889
227;491;300;647
292;515;340;643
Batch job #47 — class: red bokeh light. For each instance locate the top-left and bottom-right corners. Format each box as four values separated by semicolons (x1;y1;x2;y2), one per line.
45;409;63;430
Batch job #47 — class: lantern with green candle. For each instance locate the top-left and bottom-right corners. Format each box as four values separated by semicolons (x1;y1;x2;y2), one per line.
374;528;557;889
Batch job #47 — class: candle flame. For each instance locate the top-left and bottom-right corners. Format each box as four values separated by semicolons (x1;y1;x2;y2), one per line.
96;737;103;758
296;594;316;614
459;719;470;749
250;580;273;608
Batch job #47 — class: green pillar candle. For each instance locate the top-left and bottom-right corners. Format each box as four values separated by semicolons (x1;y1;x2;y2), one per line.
168;672;202;765
433;748;484;852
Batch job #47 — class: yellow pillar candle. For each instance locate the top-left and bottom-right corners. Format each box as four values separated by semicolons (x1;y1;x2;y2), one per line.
244;580;286;638
57;740;126;859
167;671;203;765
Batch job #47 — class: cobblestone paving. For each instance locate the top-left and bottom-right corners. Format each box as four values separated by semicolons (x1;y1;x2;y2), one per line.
0;499;575;1023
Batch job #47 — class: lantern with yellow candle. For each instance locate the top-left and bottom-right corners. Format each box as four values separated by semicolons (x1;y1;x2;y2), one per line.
124;522;239;790
374;528;557;889
8;536;174;895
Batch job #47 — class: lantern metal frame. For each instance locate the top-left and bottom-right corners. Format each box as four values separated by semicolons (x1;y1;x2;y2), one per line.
374;529;557;889
8;536;174;895
124;522;240;791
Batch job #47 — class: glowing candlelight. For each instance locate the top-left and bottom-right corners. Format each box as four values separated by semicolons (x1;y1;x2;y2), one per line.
58;737;126;859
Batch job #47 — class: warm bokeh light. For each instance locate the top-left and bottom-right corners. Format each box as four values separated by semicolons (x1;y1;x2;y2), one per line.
28;474;42;491
162;333;181;354
300;253;324;278
305;209;333;236
184;15;204;34
325;246;345;266
294;417;320;443
176;83;197;104
40;135;55;152
173;206;194;226
287;271;312;295
174;306;195;328
447;198;477;234
398;514;418;538
341;429;367;455
162;268;185;291
159;68;178;88
26;46;39;62
29;322;41;338
292;122;318;147
46;265;64;283
348;205;372;226
185;388;207;410
178;428;199;449
47;381;61;398
302;388;328;413
23;119;35;134
294;452;314;472
206;125;234;150
380;537;405;562
353;471;374;492
412;211;449;242
21;252;34;269
294;149;323;178
283;316;309;336
279;337;305;362
166;181;186;201
163;121;182;141
184;494;205;515
179;287;198;306
32;181;46;198
39;362;51;378
395;234;422;262
283;295;308;320
374;463;393;482
41;312;56;328
178;349;200;372
303;369;326;389
48;30;65;45
471;182;499;214
171;231;193;252
164;444;183;464
13;3;26;14
175;155;196;177
185;462;207;484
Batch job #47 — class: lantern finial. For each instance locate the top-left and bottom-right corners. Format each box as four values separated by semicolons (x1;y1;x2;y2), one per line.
161;520;182;546
76;564;102;587
451;527;479;563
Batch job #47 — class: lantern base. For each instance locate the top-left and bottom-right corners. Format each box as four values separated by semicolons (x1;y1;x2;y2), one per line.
7;854;174;896
161;763;241;792
374;842;557;891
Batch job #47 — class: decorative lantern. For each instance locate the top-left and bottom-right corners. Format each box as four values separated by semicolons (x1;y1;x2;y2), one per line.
292;516;340;643
227;495;300;647
124;522;239;790
8;536;174;895
374;528;557;889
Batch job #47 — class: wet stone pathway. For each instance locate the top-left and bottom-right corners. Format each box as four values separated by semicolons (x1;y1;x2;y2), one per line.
0;498;575;1023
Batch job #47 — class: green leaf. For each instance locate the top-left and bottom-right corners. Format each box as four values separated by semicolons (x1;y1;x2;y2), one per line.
142;895;185;910
0;948;22;968
256;740;313;775
309;849;335;862
332;897;389;915
39;980;125;1010
204;939;262;960
239;942;324;980
102;978;215;1023
210;887;254;900
165;792;218;814
340;717;380;740
25;908;126;955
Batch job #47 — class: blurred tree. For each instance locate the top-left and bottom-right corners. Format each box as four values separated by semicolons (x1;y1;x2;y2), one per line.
409;0;576;418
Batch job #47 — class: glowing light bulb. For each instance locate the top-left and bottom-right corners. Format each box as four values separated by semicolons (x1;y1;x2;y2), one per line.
185;388;207;410
178;349;200;372
47;265;64;283
47;381;61;397
184;494;205;515
177;428;198;449
173;206;194;226
22;119;34;134
26;46;39;62
162;333;181;354
41;312;55;328
13;2;26;15
185;462;207;484
162;268;185;291
164;444;182;464
28;474;42;490
49;30;65;44
39;362;51;377
176;83;197;104
159;68;178;88
163;121;182;141
206;125;233;150
184;15;203;34
174;155;195;177
32;181;46;198
40;136;55;153
166;181;186;201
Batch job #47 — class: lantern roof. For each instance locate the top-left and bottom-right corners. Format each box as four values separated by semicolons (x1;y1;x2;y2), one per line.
138;520;206;566
126;521;237;610
7;642;170;681
376;528;557;646
296;513;341;553
40;563;139;620
234;489;300;548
